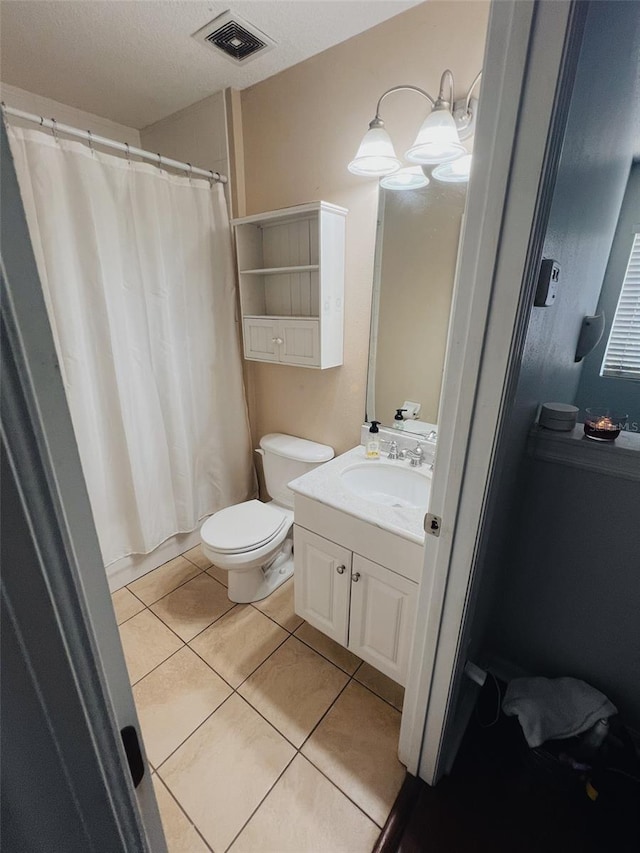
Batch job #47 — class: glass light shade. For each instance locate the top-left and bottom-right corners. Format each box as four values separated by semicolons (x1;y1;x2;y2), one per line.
432;154;472;183
405;108;466;165
348;126;401;176
380;166;430;191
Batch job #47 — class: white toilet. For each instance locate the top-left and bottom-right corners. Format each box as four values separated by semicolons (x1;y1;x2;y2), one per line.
200;433;334;603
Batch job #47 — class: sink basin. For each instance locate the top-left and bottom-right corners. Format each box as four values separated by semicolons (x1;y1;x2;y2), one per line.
340;462;430;510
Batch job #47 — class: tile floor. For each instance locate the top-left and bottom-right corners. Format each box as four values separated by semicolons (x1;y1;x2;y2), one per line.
113;545;406;853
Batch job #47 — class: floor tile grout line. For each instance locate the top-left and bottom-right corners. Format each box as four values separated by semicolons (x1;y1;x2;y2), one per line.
149;595;236;646
295;751;386;831
297;669;355;751
114;606;147;629
222;750;299;853
154;690;237;771
186;628;288;695
293;669;401;824
291;631;363;676
149;567;228;610
182;553;214;572
231;690;303;752
352;672;405;714
294;670;395;829
249;601;304;636
178;601;239;645
125;564;204;607
129;640;186;688
228;629;348;702
152;771;216;853
123;586;148;606
203;565;228;588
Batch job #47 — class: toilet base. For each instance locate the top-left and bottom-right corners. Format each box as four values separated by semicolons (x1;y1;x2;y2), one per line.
227;541;294;604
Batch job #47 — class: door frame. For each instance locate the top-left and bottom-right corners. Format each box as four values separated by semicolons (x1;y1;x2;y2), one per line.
1;120;166;851
398;0;586;782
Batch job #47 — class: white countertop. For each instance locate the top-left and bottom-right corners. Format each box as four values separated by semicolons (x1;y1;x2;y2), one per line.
288;446;430;545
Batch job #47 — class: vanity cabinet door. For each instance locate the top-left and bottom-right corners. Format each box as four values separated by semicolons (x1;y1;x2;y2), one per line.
278;319;320;367
348;555;418;686
243;318;281;362
293;526;351;645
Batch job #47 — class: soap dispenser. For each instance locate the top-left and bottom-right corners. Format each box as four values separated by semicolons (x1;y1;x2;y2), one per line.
393;408;407;430
366;421;381;459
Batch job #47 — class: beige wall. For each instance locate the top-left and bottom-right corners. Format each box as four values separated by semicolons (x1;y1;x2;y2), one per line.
140;92;229;188
238;1;489;455
0;82;140;145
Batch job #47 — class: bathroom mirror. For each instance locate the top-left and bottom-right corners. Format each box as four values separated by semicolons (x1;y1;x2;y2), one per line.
366;180;467;436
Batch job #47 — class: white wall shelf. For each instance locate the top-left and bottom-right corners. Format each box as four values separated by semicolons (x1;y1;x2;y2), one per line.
232;201;347;369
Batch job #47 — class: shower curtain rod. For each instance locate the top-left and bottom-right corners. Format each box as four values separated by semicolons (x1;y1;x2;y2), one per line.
1;104;228;184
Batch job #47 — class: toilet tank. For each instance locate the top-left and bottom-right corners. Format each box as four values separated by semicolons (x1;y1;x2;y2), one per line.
259;433;334;508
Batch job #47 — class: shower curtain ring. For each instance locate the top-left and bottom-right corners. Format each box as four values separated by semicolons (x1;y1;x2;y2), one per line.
187;162;193;183
39;115;44;127
87;130;95;156
209;170;215;188
157;153;163;173
51;118;59;143
125;142;131;166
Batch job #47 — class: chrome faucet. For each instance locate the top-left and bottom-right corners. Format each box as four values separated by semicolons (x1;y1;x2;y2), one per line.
380;439;400;460
406;441;425;467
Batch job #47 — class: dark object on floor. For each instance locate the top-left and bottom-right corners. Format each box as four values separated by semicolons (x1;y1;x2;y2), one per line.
376;679;640;852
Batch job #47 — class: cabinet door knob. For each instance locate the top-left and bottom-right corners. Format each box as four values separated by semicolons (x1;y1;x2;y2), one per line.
271;337;283;345
336;564;346;574
351;572;361;583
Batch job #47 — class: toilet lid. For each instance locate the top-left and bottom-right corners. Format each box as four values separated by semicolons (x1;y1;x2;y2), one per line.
201;500;288;554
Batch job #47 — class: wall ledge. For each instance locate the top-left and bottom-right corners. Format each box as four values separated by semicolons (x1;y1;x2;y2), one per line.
528;423;640;482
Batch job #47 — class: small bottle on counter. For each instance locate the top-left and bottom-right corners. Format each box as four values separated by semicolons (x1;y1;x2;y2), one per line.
366;421;381;459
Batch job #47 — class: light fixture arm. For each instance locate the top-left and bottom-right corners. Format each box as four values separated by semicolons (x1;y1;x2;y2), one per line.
373;85;436;123
464;71;483;113
437;69;455;109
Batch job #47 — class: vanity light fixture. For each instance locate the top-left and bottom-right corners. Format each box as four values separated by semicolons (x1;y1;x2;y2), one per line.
432;153;473;183
348;69;482;177
380;166;430;191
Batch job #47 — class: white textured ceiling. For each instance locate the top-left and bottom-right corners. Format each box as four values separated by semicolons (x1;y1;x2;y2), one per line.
0;0;423;129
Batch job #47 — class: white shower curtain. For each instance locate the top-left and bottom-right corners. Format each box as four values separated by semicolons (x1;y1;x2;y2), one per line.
9;126;256;566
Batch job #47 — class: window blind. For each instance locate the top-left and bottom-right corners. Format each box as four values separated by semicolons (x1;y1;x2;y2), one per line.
601;232;640;380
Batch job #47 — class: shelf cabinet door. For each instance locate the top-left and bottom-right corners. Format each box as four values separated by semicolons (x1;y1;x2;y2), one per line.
293;526;351;645
242;318;280;362
348;555;418;686
278;319;320;367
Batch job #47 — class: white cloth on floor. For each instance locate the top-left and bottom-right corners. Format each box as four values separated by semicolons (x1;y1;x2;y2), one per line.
502;676;617;748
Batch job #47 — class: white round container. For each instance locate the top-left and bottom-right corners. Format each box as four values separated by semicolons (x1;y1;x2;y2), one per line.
539;402;579;431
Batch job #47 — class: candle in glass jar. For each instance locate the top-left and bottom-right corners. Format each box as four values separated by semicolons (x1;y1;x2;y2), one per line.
583;408;626;441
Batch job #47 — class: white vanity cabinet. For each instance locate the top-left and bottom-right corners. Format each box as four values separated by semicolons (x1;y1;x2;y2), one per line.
232;202;347;369
294;524;419;686
293;528;351;645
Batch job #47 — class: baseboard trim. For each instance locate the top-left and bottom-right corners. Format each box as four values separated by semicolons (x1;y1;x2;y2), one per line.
106;528;202;591
372;773;423;853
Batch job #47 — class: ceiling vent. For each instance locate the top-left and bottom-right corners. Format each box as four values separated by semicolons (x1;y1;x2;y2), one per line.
193;11;276;65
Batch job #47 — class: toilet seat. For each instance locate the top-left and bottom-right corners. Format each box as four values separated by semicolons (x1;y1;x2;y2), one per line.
201;500;288;555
